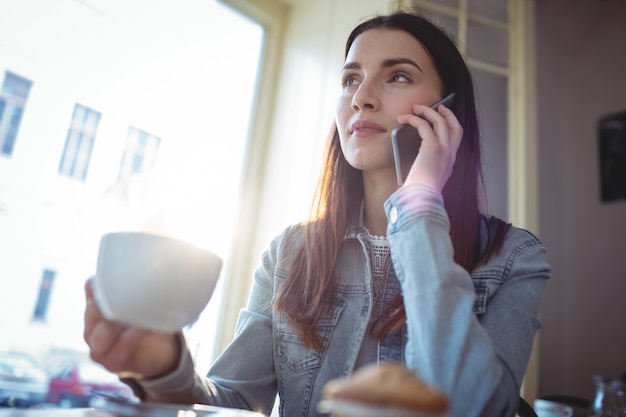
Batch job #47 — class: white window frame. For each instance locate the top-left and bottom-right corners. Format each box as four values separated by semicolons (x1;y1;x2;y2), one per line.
214;0;287;357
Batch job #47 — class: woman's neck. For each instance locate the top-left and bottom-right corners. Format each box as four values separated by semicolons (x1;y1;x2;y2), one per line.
362;172;398;236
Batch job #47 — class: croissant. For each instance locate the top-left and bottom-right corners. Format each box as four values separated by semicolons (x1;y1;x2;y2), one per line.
321;363;448;415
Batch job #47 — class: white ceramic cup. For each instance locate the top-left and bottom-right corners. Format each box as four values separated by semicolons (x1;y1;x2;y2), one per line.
93;231;223;333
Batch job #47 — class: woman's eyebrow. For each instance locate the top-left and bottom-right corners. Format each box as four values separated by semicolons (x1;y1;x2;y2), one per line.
341;62;360;72
382;58;423;73
341;58;423;73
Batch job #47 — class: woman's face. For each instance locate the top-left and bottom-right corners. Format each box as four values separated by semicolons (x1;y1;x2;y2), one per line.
336;28;444;177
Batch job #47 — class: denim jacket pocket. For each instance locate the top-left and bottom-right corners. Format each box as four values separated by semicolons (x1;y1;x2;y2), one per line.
471;271;504;315
277;297;347;374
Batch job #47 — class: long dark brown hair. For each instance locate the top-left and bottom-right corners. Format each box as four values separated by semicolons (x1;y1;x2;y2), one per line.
274;11;510;350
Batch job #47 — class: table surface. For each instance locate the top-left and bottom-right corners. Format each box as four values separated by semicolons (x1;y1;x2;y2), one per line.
0;404;266;417
0;409;110;417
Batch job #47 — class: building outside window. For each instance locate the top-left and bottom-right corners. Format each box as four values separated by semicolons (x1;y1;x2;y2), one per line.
58;103;101;181
32;269;56;322
0;71;33;156
118;126;161;181
0;0;265;385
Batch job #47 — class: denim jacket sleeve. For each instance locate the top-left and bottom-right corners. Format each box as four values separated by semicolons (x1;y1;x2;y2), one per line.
130;228;288;415
384;184;550;417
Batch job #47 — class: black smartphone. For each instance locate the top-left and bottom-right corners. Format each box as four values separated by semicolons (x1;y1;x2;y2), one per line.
391;92;456;185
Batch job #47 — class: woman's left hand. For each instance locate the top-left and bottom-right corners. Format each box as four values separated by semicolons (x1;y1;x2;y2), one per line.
396;103;463;192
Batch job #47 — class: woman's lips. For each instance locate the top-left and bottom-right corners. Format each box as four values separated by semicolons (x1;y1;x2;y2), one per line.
350;120;386;138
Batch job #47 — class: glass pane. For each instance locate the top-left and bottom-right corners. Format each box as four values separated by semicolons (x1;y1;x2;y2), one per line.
468;22;508;67
469;0;508;22
59;131;80;175
419;11;459;44
2;71;32;99
74;133;93;180
0;0;264;404
73;104;87;124
472;68;508;220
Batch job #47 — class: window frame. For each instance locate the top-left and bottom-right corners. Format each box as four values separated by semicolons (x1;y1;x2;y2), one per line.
0;71;33;157
32;268;56;322
58;103;102;181
209;0;287;357
117;126;161;181
409;0;539;232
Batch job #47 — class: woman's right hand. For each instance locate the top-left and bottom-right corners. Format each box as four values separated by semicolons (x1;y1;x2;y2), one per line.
396;102;463;193
84;277;181;379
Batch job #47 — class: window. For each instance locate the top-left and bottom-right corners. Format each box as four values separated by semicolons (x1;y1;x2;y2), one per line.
412;0;540;397
0;71;32;156
413;0;511;220
32;269;56;322
58;103;101;180
118;126;161;181
0;0;266;382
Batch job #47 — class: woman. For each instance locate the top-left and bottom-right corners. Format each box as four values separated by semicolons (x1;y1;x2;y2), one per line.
84;10;550;417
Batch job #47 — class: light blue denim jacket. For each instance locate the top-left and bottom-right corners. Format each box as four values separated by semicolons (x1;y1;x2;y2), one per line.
136;184;550;417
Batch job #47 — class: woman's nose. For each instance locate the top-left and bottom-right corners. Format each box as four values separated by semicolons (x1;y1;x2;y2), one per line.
351;82;380;112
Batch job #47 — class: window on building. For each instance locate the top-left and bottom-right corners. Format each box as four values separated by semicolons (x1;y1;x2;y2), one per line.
412;0;515;220
0;71;33;156
32;269;56;322
118;126;161;181
58;103;101;180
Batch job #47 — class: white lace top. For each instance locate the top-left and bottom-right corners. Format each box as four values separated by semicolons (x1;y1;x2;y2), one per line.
365;228;390;319
354;228;391;369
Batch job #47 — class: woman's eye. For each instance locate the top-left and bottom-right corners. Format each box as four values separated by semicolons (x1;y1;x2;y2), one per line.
390;74;410;83
342;75;359;87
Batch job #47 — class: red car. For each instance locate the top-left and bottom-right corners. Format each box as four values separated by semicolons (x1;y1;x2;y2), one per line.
46;360;134;408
